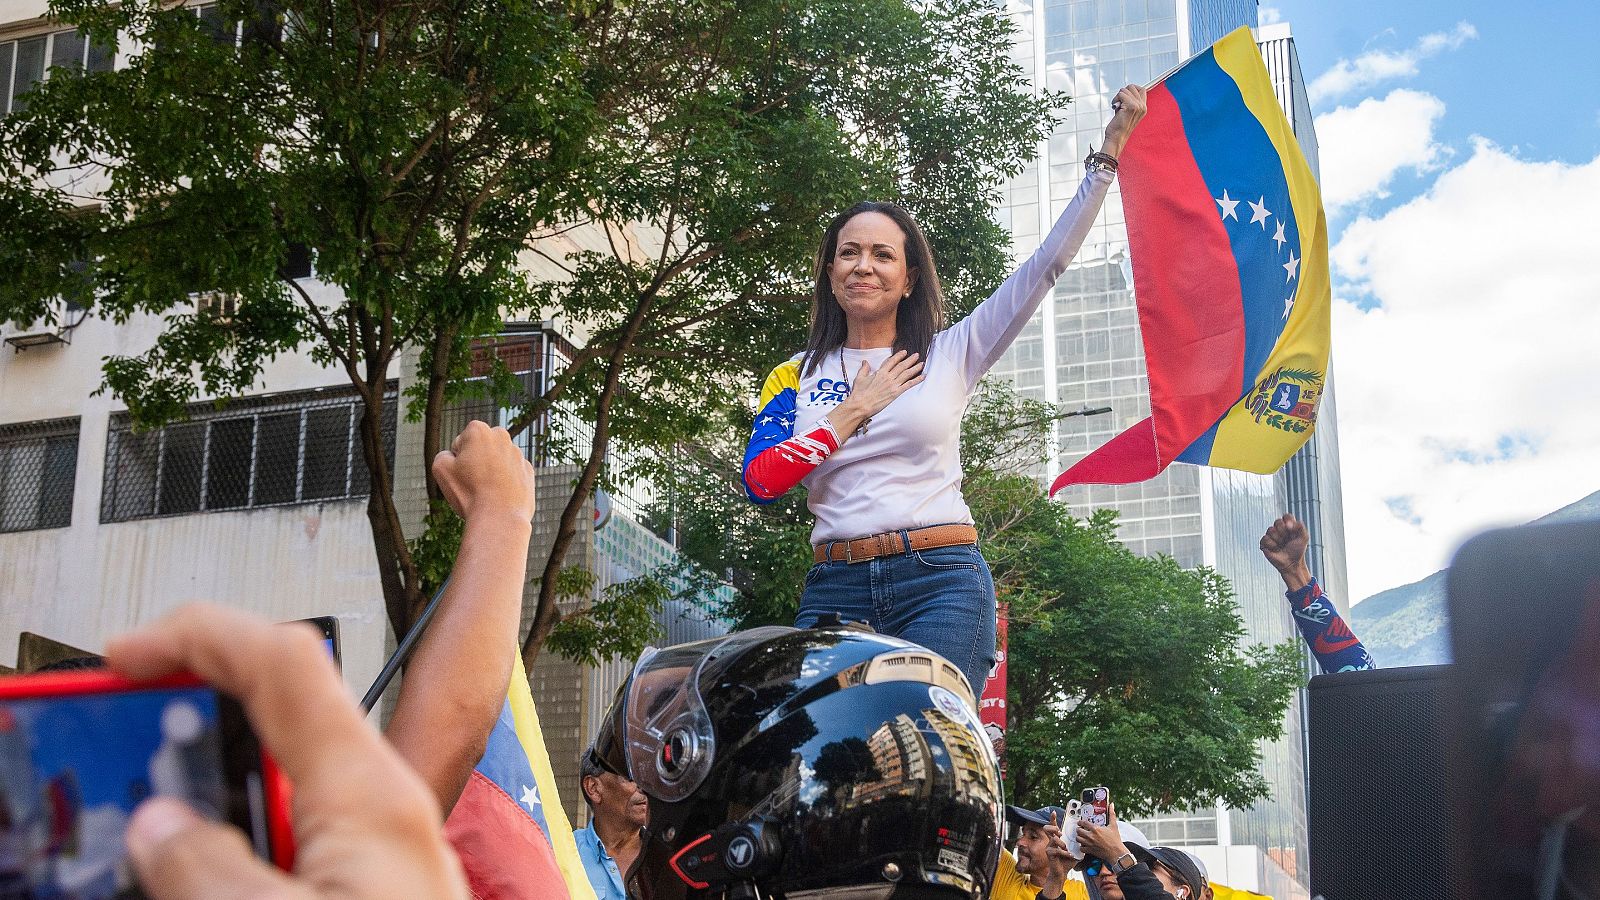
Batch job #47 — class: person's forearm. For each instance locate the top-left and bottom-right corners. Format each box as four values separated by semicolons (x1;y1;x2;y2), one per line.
1100;128;1132;158
953;167;1114;383
742;421;842;501
824;400;873;440
385;511;532;815
1116;863;1178;900
1286;578;1376;673
1275;559;1313;591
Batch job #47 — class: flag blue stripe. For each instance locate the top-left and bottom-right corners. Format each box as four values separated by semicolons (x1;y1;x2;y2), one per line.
741;387;798;503
475;700;555;839
1164;48;1301;464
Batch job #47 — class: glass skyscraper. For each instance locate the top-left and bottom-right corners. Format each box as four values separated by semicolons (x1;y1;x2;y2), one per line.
992;3;1344;896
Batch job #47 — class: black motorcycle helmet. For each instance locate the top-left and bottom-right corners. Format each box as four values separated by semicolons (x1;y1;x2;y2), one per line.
592;623;1004;900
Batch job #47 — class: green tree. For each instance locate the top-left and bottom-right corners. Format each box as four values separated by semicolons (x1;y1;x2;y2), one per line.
661;381;1303;816
0;0;1055;666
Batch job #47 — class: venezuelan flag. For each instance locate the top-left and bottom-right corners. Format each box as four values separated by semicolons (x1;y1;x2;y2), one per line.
1050;26;1330;493
444;653;599;900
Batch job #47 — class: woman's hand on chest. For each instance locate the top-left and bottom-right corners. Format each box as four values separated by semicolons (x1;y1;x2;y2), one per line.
826;350;924;440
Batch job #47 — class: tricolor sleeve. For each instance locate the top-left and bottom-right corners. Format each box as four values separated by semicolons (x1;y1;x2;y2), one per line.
1287;578;1377;674
940;168;1114;390
741;359;839;504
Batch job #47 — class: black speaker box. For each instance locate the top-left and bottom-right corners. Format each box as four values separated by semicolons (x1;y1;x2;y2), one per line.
1308;664;1452;900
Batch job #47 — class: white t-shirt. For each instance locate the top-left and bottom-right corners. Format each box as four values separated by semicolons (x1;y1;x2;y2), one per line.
745;169;1114;544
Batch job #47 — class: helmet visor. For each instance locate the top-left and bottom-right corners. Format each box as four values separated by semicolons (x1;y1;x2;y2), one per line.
622;626;793;802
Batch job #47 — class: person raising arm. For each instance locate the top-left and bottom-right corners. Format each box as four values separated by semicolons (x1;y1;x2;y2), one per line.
741;86;1148;697
1260;513;1375;673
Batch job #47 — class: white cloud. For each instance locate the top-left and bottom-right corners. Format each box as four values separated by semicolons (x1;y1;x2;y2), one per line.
1309;22;1477;106
1258;5;1283;26
1330;140;1600;602
1315;89;1448;211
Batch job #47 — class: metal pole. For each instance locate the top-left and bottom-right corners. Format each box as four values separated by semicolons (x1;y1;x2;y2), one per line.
361;575;452;714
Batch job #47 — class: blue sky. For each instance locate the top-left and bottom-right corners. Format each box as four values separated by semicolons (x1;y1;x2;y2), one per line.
1276;1;1600;166
1258;1;1600;601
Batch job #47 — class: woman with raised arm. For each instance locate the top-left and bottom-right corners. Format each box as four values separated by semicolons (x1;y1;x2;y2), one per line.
741;86;1148;696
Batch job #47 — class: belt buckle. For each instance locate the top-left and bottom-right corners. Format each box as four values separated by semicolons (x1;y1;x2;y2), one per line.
843;540;855;564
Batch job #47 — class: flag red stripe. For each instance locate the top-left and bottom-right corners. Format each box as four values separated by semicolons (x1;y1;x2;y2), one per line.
1121;82;1248;457
445;770;574;900
1053;82;1248;491
1049;416;1162;492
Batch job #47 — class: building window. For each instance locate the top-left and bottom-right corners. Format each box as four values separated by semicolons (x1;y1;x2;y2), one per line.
100;383;396;523
2;28;115;115
184;2;284;48
0;418;79;533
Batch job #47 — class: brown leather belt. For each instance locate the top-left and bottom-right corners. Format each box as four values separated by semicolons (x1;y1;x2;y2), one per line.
813;524;979;565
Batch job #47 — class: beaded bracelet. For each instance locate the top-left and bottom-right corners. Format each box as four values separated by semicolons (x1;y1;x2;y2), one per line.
1084;149;1119;174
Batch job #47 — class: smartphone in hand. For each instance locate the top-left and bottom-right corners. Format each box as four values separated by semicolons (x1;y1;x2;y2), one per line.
1080;786;1111;827
297;615;341;667
0;669;292;898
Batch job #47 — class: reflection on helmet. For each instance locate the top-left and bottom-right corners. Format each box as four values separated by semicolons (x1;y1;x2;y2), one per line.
594;625;1004;900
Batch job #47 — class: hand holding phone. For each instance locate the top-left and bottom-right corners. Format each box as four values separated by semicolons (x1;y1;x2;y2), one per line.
108;604;469;900
1076;786;1113;875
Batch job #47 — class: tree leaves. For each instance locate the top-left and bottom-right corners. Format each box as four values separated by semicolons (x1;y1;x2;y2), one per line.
0;0;1053;653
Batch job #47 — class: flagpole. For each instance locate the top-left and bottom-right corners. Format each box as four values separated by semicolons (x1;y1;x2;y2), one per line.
361;575;452;714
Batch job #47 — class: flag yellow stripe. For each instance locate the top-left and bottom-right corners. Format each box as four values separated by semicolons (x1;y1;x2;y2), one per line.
1206;28;1332;471
509;653;600;900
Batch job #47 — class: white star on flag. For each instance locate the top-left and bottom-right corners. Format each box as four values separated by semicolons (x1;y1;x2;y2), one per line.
520;785;540;812
1283;250;1300;282
1282;297;1295;320
1215;190;1240;221
1248;197;1271;229
759;415;772;425
1272;220;1287;250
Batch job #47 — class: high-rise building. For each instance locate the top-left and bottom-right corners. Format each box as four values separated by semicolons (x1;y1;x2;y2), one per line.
992;3;1344;897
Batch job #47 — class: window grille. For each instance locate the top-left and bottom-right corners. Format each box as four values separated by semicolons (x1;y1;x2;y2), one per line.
101;383;396;523
0;418;79;533
441;328;659;527
2;28;115;116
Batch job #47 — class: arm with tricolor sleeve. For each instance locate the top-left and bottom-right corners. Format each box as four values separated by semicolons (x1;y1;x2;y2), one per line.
742;358;843;503
1261;513;1375;674
1285;578;1375;674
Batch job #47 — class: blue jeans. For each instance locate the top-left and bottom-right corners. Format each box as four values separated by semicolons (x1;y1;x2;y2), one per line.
796;541;998;697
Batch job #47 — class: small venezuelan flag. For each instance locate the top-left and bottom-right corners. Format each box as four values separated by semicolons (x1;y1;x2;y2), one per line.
444;653;599;900
1051;26;1330;493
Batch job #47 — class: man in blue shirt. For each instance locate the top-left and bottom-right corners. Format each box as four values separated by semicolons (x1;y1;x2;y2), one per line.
573;748;648;900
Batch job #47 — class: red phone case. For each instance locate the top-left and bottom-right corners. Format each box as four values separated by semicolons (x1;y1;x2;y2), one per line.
0;668;296;870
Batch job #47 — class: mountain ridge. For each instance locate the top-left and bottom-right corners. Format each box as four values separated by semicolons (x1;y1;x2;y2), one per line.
1349;488;1600;667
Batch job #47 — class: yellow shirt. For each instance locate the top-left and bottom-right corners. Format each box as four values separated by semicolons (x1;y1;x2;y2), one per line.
992;850;1091;900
